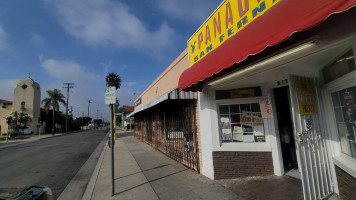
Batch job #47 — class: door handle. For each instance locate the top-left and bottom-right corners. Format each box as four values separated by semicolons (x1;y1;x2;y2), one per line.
298;133;303;143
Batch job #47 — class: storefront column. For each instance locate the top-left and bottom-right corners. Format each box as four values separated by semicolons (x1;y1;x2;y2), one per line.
198;86;216;179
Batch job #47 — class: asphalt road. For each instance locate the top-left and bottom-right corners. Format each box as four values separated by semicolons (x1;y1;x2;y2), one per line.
0;129;108;199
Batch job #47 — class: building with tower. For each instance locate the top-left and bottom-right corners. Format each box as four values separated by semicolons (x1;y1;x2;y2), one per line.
0;77;41;135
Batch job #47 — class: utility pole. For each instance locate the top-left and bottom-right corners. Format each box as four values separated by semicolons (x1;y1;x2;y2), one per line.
82;112;84;130
63;83;74;133
87;100;92;125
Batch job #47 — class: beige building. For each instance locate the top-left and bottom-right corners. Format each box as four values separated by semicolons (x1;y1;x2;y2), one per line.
0;99;13;135
129;49;201;172
0;77;41;135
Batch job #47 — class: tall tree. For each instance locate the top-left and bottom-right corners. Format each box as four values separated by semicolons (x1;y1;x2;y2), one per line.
41;89;66;135
105;72;121;89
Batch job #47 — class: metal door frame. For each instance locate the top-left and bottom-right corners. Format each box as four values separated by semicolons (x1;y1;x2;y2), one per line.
289;75;333;200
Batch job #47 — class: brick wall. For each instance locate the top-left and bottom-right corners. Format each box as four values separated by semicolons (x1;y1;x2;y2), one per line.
213;151;273;180
335;165;356;200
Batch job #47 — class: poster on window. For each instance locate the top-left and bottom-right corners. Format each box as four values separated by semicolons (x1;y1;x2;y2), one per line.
343;91;355;125
233;125;243;141
220;117;230;129
253;124;264;136
241;112;263;125
259;99;273;118
222;129;232;141
243;133;254;142
253;124;265;142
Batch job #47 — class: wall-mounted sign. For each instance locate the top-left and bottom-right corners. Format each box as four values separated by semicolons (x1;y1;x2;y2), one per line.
135;97;142;107
295;80;314;95
259;99;273;118
188;0;281;66
216;87;262;100
306;117;313;131
298;101;316;115
276;79;288;86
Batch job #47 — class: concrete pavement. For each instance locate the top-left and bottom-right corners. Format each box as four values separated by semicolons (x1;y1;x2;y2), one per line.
84;130;240;200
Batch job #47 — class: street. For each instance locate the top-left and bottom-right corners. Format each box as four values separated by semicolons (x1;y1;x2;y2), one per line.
0;129;108;199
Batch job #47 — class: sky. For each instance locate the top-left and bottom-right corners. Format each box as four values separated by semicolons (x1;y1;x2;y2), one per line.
0;0;221;121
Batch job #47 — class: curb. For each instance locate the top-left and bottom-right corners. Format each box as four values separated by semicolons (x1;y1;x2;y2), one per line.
81;133;109;200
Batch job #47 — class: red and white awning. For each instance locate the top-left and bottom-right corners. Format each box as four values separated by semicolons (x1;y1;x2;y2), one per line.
178;0;356;91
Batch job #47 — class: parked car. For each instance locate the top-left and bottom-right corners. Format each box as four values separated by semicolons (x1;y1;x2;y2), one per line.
0;186;54;200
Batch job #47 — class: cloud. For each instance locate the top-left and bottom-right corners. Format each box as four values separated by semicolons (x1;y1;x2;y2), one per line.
124;82;137;87
119;64;127;71
100;61;112;74
44;0;177;53
40;58;101;84
0;26;9;51
30;33;45;47
155;0;219;24
0;79;18;100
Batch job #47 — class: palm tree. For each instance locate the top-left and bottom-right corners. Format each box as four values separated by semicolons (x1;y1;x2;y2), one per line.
41;89;66;135
106;72;121;152
105;72;121;89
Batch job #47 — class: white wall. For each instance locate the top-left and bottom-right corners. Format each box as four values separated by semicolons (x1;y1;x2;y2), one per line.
198;86;216;179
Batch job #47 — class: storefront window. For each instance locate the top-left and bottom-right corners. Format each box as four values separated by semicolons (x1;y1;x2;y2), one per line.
218;103;265;143
322;50;355;83
331;86;356;159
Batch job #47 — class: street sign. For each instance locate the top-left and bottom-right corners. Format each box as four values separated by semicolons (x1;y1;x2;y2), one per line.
105;87;116;104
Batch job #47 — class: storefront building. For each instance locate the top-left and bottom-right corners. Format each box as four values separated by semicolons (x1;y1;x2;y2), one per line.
130;49;201;172
178;0;356;199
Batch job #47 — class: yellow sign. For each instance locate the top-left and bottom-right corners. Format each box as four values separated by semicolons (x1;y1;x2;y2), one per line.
230;89;255;98
295;80;314;95
188;0;280;66
298;101;316;115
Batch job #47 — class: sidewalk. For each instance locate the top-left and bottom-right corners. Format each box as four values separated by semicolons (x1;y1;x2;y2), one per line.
86;130;240;200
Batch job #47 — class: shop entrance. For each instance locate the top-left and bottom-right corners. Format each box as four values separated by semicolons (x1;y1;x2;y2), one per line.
274;86;299;175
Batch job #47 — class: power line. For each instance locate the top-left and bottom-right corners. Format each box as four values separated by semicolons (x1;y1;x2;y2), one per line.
63;83;74;133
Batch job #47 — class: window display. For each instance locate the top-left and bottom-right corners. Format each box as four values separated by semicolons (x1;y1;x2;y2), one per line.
331;86;356;158
218;103;265;143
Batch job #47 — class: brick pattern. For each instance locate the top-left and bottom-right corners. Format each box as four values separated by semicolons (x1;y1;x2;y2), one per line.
213;151;273;180
335;165;356;200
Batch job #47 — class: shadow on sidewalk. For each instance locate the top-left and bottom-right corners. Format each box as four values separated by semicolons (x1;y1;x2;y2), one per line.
117;132;134;139
114;168;188;196
115;164;171;180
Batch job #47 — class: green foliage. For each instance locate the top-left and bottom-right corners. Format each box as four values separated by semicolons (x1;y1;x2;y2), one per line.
117;105;126;113
6;111;32;135
41;89;66;134
105;72;121;90
93;119;103;126
41;89;66;113
73;117;92;126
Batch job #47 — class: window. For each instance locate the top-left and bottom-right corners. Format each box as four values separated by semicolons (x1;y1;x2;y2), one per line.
331;86;356;159
218;103;265;143
216;87;262;100
322;50;355;84
21;101;25;110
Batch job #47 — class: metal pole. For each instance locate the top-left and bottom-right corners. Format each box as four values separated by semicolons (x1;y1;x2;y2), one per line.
65;86;69;133
63;83;74;133
110;104;115;196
